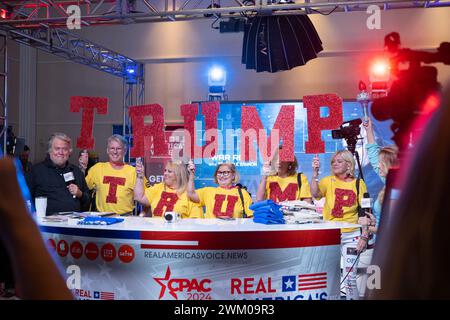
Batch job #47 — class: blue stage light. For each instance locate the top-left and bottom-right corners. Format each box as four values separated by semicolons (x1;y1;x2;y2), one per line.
208;66;226;87
208;66;228;101
124;62;138;84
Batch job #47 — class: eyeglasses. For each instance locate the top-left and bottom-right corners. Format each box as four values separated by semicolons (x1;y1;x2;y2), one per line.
217;170;232;177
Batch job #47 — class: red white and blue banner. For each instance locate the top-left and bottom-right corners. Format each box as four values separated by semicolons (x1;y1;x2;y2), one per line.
40;220;343;300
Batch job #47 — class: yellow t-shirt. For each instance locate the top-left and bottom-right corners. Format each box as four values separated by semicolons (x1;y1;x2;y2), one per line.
318;175;367;233
85;162;137;214
197;186;253;219
145;182;203;218
265;174;312;202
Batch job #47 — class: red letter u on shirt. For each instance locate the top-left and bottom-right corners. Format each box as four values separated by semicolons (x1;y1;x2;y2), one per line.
213;194;239;218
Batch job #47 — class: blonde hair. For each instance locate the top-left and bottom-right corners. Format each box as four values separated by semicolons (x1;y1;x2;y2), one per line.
379;145;398;170
213;163;240;184
164;160;189;195
377;145;398;205
331;150;356;177
47;132;72;153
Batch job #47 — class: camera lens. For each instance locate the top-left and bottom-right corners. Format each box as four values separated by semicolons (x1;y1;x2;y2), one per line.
164;212;179;223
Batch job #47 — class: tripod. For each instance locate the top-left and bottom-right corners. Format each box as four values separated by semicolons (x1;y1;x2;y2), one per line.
345;138;364;182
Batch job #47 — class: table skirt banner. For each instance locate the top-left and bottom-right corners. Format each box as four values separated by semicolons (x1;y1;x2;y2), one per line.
41;226;341;300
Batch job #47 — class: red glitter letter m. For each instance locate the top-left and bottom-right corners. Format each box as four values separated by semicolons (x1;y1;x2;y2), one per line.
268;182;298;202
241;105;294;162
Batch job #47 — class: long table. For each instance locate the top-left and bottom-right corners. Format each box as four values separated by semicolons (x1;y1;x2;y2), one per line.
39;217;356;300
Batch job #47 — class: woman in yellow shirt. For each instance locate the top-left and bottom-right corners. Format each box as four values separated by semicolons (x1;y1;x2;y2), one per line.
256;149;312;203
310;150;367;300
187;162;253;219
134;160;202;218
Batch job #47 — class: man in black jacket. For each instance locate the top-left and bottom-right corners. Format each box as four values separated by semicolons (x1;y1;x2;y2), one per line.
26;133;90;215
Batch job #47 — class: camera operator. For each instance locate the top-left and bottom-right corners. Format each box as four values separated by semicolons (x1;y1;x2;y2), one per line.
369;86;450;299
311;150;368;300
372;32;449;155
361;117;398;238
368;32;449;246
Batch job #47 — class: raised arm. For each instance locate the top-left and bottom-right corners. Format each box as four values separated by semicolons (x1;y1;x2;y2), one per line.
310;155;322;199
187;161;200;203
363;117;375;145
363;117;384;178
256;161;271;201
133;158;150;206
78;150;88;175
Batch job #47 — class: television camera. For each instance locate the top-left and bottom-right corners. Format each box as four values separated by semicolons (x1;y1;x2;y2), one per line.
371;32;450;154
331;118;362;155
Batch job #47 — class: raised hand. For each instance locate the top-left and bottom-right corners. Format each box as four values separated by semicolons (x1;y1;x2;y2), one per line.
79;150;88;172
362;116;373;130
362;116;375;144
262;161;272;176
312;155;320;174
135;157;145;178
187;160;196;175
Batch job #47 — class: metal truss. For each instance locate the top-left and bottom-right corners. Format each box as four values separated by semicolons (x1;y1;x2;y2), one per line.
5;24;143;79
0;1;447;78
0;0;449;28
123;68;145;163
0;4;146;156
0;2;146;80
0;1;447;155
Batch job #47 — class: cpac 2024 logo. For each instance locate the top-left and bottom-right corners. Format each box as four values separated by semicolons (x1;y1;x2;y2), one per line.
153;267;211;299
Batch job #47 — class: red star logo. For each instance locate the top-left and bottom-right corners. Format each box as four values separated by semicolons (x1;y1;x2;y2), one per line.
153;266;177;299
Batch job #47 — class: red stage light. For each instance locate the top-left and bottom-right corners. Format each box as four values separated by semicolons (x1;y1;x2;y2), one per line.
370;59;391;82
0;9;7;19
369;58;391;97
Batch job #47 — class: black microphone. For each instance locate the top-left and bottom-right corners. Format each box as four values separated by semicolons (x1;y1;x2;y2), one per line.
63;170;77;198
360;192;372;217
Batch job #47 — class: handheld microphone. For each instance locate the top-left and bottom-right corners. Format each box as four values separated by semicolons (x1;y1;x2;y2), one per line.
360;192;373;216
63;171;76;198
362;101;369;123
357;80;371;123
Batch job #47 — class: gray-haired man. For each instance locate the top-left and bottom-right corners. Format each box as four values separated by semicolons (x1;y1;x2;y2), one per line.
26;133;90;215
